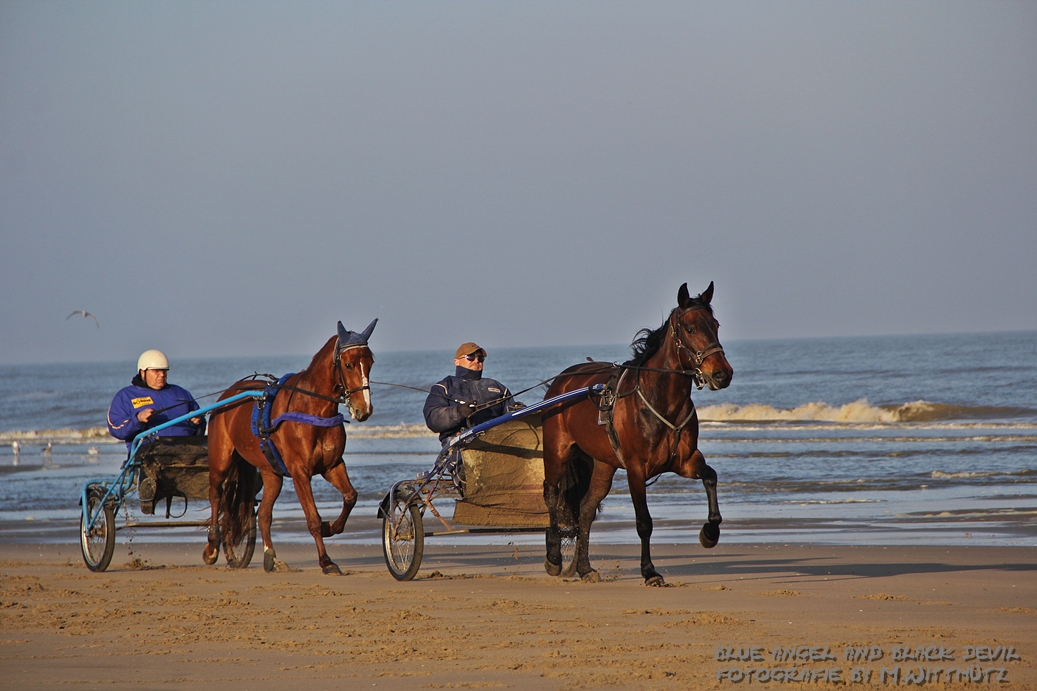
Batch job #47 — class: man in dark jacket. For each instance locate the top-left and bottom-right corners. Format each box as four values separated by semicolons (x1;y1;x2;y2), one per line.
423;342;518;443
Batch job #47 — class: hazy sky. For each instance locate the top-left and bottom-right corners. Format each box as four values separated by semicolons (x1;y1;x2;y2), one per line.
2;1;1035;365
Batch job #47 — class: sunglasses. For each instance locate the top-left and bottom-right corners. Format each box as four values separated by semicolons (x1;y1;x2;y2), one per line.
464;354;485;362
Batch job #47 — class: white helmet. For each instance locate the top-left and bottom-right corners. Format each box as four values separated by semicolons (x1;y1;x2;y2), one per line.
137;349;169;371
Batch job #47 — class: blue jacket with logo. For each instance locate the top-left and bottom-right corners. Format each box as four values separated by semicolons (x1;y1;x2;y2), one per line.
423;367;517;443
107;375;204;449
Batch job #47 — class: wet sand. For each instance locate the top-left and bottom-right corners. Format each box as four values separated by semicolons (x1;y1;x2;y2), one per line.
1;540;1035;690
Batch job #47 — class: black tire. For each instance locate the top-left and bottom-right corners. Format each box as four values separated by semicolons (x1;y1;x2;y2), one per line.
223;509;257;569
81;486;116;572
382;499;423;581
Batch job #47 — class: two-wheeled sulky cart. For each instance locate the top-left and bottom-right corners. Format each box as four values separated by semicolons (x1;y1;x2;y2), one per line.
378;384;603;581
79;392;267;572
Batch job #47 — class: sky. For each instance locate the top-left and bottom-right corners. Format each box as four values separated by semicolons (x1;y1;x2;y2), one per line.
1;1;1035;365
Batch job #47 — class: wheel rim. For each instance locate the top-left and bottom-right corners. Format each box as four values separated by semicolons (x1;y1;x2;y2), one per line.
82;496;108;565
224;511;256;568
560;527;577;563
387;504;415;572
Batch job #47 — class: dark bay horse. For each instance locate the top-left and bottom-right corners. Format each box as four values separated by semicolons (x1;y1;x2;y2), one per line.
204;320;376;574
543;283;733;585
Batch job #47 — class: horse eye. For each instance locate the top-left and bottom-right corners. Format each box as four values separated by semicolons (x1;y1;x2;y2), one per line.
683;324;695;334
345;363;354;370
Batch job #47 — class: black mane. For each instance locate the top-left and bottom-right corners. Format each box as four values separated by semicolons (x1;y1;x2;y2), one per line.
627;300;712;366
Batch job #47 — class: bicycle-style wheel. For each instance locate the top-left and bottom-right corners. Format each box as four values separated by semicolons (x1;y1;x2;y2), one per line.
382;497;424;581
81;485;116;572
223;508;257;569
559;526;579;578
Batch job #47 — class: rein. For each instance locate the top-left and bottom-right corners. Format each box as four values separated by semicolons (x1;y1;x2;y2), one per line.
245;374;354;408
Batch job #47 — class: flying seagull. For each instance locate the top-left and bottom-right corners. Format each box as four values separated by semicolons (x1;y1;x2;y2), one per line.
66;310;100;327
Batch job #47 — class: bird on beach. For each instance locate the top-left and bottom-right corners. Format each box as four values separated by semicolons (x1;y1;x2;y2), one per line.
66;310;99;327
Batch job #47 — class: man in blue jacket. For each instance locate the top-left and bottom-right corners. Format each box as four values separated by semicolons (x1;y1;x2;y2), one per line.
107;349;204;449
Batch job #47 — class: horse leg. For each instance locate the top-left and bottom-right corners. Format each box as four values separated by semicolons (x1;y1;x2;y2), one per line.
257;470;289;572
203;483;223;565
320;463;357;537
700;460;722;548
677;449;723;548
543;477;564;576
574;460;616;582
203;438;234;565
543;439;578;577
628;469;664;585
293;473;340;575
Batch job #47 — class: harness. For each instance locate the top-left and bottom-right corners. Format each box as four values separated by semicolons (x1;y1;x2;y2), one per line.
594;304;725;468
248;318;376;477
251;373;346;476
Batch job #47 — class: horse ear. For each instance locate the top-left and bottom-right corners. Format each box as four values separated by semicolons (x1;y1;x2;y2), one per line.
358;318;378;343
337;321;350;347
699;281;715;305
677;283;690;308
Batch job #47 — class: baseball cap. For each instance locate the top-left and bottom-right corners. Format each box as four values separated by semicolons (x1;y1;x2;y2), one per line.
455;342;487;359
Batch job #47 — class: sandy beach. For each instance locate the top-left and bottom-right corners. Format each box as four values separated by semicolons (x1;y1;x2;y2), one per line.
1;539;1034;690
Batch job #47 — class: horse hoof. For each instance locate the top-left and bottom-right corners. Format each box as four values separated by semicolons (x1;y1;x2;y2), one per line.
645;575;666;587
580;570;601;583
263;548;277;573
699;522;720;549
322;562;343;576
560;561;579;578
202;546;218;566
545;559;562;577
320;521;332;538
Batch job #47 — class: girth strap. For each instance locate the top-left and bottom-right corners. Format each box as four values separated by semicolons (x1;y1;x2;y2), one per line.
595;368;627;469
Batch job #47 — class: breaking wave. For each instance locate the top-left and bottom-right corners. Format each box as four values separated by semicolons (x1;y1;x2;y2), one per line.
697;399;1034;424
3;401;1032;441
0;427;115;444
0;423;436;444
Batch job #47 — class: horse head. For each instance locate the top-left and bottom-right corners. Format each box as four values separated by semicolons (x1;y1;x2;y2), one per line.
335;319;377;421
673;282;733;390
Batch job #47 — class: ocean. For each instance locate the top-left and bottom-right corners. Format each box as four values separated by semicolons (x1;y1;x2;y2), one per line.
1;331;1035;548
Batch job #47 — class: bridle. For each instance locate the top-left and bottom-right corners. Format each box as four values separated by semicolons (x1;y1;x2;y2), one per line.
669;305;726;390
334;342;373;404
592;306;727;468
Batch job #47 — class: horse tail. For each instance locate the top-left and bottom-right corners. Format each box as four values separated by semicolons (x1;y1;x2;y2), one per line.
219;452;256;548
558;449;598;526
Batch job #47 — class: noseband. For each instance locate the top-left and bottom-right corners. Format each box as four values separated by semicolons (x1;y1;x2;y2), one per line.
670;307;725;389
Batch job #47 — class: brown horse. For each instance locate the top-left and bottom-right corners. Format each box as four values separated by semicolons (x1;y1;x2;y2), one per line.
204;320;376;574
542;283;733;585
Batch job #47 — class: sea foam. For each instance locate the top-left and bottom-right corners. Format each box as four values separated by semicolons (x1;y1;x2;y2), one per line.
696;399;1022;423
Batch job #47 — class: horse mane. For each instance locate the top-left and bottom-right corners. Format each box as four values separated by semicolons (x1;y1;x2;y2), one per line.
303;336;338;374
627;300;712;366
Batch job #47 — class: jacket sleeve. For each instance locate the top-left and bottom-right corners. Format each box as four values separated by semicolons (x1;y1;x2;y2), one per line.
107;389;144;441
502;386;523;413
187;392;206;434
423;382;465;434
